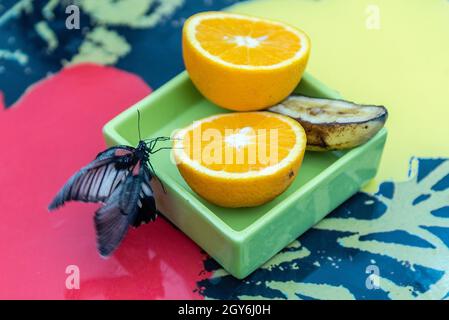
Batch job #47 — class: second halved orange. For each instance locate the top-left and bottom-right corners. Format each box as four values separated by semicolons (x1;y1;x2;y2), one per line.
173;112;307;207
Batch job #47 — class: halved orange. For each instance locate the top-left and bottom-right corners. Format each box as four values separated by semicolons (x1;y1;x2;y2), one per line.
173;112;307;207
182;12;311;111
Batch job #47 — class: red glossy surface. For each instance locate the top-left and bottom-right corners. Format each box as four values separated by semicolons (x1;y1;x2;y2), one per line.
0;64;209;299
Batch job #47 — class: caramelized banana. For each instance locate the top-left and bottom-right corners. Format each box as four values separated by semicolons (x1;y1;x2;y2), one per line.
269;95;387;151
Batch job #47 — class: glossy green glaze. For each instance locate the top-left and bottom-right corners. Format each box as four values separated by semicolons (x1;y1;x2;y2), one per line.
103;72;387;279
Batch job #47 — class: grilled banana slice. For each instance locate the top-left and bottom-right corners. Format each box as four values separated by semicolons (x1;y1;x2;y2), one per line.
269;95;387;151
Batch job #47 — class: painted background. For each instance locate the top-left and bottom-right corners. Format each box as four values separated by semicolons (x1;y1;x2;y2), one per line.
0;0;448;299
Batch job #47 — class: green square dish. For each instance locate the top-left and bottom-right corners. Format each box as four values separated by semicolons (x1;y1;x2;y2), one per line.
103;72;387;279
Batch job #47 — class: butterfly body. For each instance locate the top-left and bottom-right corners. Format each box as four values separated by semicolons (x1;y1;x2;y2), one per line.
49;139;163;257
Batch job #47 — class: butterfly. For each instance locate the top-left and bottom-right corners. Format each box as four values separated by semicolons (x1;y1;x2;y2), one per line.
48;110;170;257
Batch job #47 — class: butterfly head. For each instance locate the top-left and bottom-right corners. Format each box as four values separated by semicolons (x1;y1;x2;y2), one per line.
136;140;150;162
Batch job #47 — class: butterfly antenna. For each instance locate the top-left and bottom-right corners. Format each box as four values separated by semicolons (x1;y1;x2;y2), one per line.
137;109;142;141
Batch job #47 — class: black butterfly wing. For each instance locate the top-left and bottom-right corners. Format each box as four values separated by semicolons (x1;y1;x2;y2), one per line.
132;165;158;227
94;186;130;257
120;162;158;227
94;160;158;256
48;146;135;210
